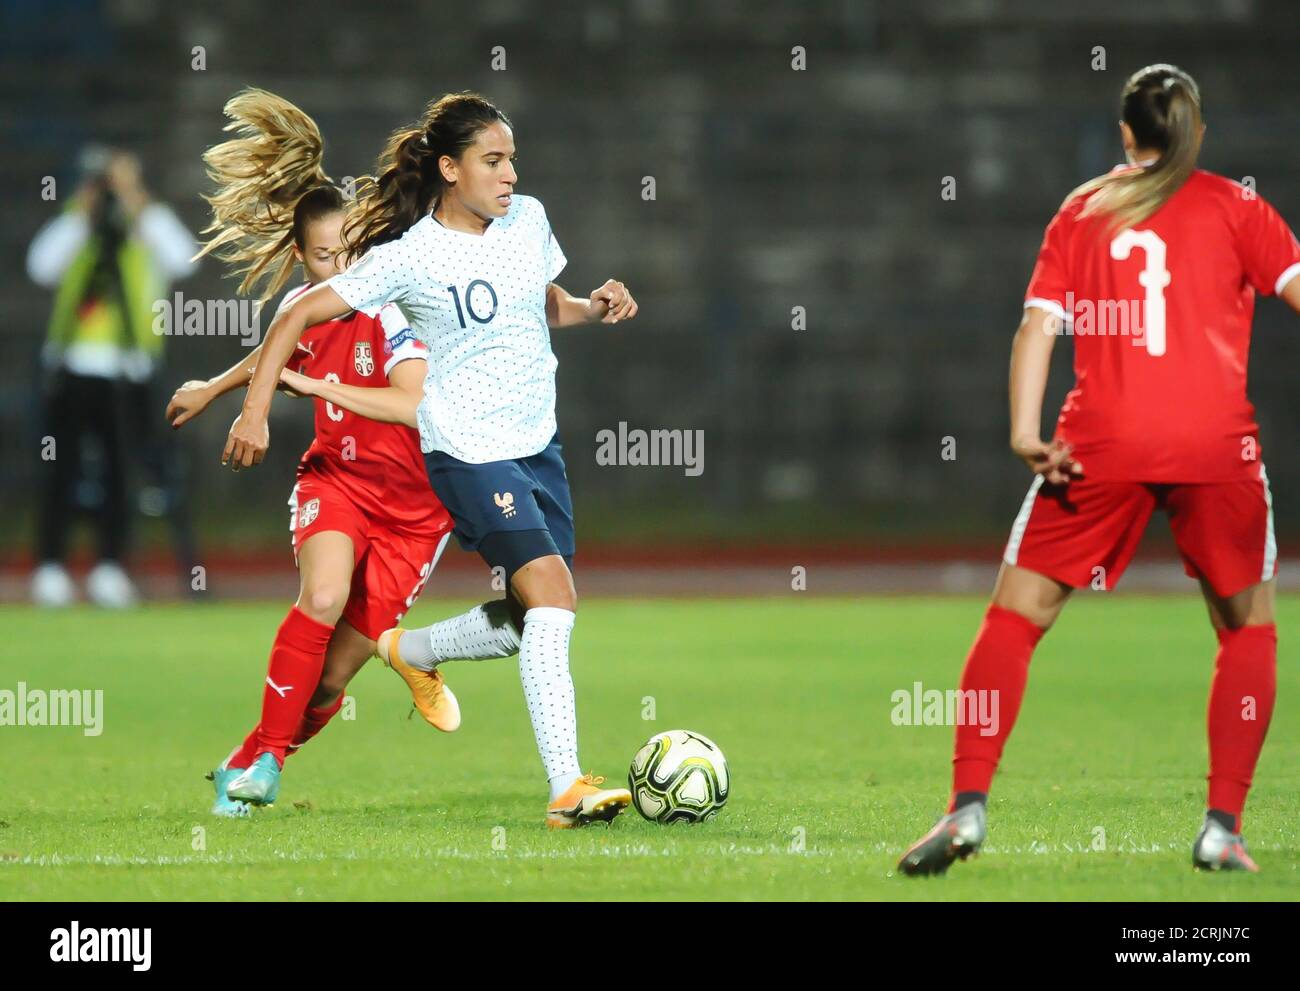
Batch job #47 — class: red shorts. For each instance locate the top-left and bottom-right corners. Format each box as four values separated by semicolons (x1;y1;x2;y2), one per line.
1003;464;1277;598
289;472;451;640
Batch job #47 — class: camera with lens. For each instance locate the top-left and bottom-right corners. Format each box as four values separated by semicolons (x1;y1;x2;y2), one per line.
79;146;127;243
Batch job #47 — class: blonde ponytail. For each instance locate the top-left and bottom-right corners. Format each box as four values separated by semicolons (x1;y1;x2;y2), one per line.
1070;64;1203;233
195;88;334;301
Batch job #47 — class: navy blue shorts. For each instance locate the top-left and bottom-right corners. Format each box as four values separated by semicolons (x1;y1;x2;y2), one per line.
424;435;576;565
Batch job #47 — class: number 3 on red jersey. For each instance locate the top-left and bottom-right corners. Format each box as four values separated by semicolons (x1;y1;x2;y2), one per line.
1110;229;1170;357
323;372;344;422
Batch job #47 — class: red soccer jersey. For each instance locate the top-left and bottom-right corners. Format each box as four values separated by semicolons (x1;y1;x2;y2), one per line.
279;285;448;536
1024;168;1300;482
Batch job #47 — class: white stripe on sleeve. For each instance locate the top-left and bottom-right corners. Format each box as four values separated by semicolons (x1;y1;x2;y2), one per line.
1273;261;1300;297
1024;297;1067;321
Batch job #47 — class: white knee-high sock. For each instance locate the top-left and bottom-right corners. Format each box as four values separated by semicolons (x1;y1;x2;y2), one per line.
397;600;522;671
519;607;581;797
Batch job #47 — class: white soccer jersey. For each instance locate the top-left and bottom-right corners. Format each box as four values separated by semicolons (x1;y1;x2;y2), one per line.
327;194;567;463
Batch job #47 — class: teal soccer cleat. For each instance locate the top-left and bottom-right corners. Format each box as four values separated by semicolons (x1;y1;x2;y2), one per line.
207;759;251;818
224;752;281;806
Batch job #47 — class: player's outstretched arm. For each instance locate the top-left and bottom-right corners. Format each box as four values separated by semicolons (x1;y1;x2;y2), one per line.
278;358;425;429
1009;306;1081;485
167;340;311;428
545;279;637;328
166;342;268;429
223;283;350;469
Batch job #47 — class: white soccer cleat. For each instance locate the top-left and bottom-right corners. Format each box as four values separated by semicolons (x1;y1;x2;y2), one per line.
1192;817;1260;872
897;802;988;876
85;561;140;609
31;562;76;608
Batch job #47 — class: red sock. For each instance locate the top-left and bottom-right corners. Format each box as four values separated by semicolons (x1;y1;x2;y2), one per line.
252;607;336;766
227;726;260;771
227;694;345;769
1207;624;1277;827
949;605;1045;810
287;693;346;756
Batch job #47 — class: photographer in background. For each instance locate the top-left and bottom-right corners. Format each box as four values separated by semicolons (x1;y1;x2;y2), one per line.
27;147;199;607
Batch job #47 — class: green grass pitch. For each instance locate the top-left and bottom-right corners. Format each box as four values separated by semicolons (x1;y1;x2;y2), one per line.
0;596;1295;901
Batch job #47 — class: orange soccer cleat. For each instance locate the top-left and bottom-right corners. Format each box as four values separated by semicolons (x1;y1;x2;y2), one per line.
377;628;461;732
546;772;631;829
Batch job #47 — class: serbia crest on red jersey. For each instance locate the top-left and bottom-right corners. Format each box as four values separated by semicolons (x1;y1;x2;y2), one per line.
354;341;375;377
298;498;320;529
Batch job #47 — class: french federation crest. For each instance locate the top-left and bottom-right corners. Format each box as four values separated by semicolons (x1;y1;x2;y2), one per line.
354;342;375;376
298;498;320;529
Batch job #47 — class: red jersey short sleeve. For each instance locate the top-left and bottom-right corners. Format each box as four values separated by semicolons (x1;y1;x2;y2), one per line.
1233;191;1300;296
1023;205;1076;321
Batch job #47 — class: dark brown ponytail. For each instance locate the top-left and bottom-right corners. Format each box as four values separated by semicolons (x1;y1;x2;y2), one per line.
344;92;511;259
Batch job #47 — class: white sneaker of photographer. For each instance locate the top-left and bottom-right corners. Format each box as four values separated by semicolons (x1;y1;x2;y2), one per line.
31;562;76;607
85;561;140;608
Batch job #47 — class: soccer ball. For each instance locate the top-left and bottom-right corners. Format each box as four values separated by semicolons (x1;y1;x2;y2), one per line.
628;729;729;823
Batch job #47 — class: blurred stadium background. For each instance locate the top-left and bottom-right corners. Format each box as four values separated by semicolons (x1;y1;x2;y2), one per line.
2;0;1298;601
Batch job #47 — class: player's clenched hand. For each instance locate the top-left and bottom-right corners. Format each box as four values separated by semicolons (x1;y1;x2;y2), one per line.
166;380;214;429
222;410;269;471
588;278;638;324
1012;437;1083;486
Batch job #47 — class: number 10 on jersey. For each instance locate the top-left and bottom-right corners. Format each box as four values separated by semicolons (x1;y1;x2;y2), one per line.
446;280;499;327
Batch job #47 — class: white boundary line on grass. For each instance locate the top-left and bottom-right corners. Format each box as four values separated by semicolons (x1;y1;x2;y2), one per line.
4;840;1288;868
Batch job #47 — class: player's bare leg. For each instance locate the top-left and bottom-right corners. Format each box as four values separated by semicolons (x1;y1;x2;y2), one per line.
990;562;1074;629
1192;578;1275;872
899;564;1070;875
1200;575;1275;631
309;619;376;709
